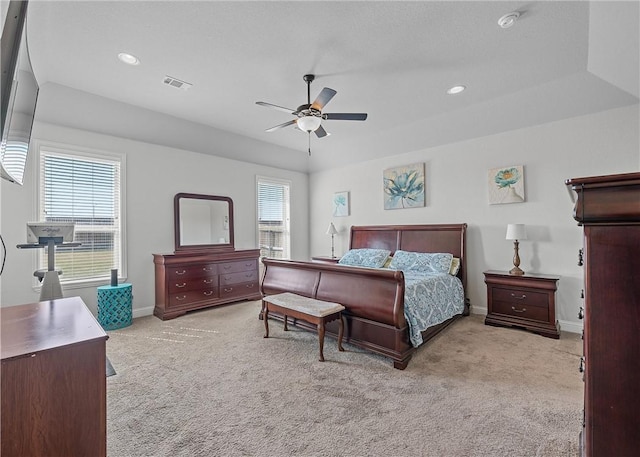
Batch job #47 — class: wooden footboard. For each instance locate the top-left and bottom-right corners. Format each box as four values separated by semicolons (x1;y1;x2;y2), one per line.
260;259;417;367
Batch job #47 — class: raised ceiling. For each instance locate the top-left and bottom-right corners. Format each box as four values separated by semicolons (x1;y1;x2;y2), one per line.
25;1;639;173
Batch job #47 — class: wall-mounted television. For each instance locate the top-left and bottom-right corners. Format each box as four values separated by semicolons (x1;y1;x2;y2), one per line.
1;0;38;186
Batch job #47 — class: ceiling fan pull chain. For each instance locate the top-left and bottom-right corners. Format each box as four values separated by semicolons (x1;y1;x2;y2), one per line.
308;133;311;156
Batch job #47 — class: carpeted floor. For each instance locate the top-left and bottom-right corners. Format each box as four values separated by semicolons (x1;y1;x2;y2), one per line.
106;301;583;457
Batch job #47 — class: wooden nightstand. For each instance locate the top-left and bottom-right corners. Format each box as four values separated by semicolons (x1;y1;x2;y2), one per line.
484;270;560;339
311;256;341;264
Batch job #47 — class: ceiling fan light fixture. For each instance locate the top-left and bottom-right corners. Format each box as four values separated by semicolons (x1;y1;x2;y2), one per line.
297;115;321;132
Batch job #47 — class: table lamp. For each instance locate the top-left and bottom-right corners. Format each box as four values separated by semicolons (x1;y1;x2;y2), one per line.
326;223;338;258
506;223;527;275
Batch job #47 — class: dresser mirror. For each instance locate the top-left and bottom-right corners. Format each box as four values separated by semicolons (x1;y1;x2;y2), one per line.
174;193;234;252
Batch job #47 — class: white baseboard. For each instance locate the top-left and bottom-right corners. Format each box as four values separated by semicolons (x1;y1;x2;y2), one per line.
132;306;155;319
469;305;583;335
558;319;583;335
470;305;487;315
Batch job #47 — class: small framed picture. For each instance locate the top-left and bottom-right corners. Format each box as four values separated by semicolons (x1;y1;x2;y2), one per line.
383;163;425;210
333;191;350;217
488;165;525;204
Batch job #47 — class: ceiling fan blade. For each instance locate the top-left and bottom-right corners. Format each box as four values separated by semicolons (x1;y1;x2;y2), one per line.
323;113;368;121
315;125;329;138
310;87;337;111
265;119;297;132
256;101;297;115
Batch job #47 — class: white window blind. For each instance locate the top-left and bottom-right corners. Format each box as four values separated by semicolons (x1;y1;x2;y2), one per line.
1;138;29;185
257;177;290;259
38;146;124;284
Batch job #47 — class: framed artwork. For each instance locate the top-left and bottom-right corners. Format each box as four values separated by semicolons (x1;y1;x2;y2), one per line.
488;165;525;204
333;191;350;217
383;162;425;210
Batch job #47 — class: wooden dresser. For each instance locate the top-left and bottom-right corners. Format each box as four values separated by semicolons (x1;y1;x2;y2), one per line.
153;249;262;320
484;270;560;339
1;296;108;457
566;172;640;457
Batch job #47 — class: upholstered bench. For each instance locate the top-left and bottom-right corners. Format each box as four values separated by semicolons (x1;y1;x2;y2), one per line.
262;292;345;362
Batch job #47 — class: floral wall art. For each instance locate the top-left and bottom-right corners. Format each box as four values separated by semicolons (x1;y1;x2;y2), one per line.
333;191;350;217
488;165;525;204
383;163;425;210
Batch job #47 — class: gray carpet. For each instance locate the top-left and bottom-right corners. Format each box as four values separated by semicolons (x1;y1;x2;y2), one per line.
106;301;583;457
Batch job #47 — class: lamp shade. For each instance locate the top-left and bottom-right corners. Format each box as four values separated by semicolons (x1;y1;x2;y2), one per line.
505;223;527;241
297;115;321;132
326;222;338;236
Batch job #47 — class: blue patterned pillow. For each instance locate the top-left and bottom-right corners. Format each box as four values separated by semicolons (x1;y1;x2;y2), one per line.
338;248;391;268
389;251;453;274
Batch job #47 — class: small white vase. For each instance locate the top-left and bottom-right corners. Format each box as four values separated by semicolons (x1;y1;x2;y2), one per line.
502;186;524;203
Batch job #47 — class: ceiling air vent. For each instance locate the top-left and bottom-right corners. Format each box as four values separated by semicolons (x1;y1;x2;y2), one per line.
162;75;192;91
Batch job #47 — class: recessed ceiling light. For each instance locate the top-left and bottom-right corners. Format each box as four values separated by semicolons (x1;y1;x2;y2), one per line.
498;12;520;29
118;52;140;65
447;85;466;95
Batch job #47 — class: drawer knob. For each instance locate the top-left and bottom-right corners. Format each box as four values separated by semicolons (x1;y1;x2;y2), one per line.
176;295;186;301
223;265;232;270
578;307;584;320
224;287;233;293
246;283;254;288
511;306;527;313
175;282;187;288
203;279;214;284
510;293;526;300
579;357;585;373
203;290;214;296
175;270;187;275
203;267;213;272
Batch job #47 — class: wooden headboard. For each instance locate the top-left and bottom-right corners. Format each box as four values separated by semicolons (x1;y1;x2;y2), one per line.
349;224;468;291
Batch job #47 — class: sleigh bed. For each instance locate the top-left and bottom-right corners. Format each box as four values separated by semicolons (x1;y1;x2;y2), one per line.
260;224;470;369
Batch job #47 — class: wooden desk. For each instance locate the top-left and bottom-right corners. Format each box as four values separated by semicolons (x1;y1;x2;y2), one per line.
1;296;108;457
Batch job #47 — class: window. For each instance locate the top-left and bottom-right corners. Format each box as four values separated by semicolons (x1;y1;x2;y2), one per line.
36;143;125;285
257;177;290;259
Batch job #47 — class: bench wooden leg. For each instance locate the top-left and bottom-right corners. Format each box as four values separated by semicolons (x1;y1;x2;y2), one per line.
317;320;325;362
337;313;344;352
263;306;269;338
283;314;288;331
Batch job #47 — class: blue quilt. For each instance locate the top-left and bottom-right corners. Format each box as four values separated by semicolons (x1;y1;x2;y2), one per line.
402;271;465;347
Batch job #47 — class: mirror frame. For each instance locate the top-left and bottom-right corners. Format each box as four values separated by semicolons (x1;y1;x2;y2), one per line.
174;193;234;252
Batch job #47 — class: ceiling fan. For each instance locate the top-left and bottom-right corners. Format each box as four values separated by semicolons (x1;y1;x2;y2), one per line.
256;74;367;154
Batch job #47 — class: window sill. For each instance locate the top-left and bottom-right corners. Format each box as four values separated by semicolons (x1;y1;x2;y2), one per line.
32;276;128;292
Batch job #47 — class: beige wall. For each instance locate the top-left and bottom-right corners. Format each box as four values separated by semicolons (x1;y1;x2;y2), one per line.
1;122;309;315
309;104;639;333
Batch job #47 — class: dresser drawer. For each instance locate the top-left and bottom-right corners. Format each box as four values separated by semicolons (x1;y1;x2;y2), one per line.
491;298;549;322
168;263;218;281
168;276;218;293
220;270;259;286
219;281;259;299
218;259;258;274
491;287;549;308
169;288;218;307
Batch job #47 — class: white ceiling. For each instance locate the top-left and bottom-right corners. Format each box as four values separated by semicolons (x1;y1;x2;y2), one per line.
25;1;639;173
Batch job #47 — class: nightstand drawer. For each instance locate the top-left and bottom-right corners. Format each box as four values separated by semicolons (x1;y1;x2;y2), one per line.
491;299;549;321
492;287;548;308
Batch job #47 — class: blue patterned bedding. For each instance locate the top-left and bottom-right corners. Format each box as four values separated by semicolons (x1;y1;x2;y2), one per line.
402;271;465;347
